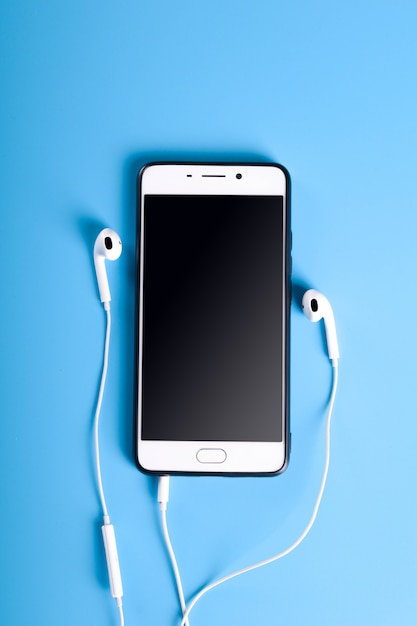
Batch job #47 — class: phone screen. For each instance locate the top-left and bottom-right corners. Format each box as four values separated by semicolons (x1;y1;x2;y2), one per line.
141;194;284;443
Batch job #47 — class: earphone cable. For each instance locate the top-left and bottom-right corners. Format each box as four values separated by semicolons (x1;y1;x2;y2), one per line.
117;598;125;626
94;304;124;625
158;476;190;626
94;306;111;521
179;360;339;626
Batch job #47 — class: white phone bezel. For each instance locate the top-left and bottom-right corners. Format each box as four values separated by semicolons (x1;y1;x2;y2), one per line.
137;163;289;475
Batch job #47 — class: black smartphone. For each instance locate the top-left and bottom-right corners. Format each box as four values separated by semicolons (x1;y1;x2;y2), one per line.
136;162;291;475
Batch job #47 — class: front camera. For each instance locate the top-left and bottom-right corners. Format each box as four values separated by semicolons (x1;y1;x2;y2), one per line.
236;173;242;179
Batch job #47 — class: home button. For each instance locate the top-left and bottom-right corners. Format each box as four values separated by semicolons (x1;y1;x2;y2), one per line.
196;448;227;464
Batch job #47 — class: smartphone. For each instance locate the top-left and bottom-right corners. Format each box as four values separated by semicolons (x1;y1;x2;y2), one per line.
136;162;291;475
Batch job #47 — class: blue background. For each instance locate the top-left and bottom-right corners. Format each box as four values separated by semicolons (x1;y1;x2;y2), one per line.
1;1;416;625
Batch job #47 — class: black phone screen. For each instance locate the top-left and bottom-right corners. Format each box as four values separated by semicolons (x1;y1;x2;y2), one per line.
141;194;286;442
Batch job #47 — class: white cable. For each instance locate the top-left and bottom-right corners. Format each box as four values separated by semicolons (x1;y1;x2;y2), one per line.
161;509;190;626
94;307;111;521
94;304;124;623
158;476;190;626
179;361;339;626
117;598;125;626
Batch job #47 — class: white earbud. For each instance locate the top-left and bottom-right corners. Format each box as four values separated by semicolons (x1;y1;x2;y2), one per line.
302;289;339;362
92;228;124;619
94;228;122;307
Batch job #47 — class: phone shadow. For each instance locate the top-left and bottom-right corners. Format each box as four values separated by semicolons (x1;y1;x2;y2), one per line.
117;148;282;471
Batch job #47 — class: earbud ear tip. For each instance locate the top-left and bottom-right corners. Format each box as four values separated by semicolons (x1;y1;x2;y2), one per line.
302;288;339;361
96;228;122;261
302;289;321;322
93;228;122;305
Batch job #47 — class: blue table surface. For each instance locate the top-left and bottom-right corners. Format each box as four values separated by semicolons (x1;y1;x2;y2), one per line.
1;1;417;625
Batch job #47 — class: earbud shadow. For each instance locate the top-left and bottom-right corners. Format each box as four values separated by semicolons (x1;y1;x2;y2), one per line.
292;276;330;367
77;217;110;290
292;276;336;421
291;277;310;314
